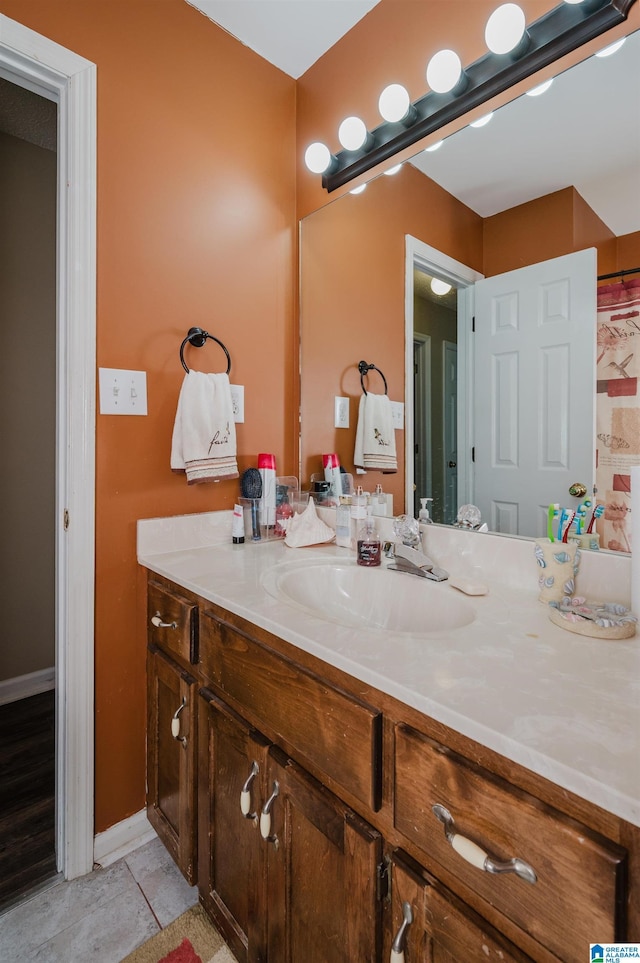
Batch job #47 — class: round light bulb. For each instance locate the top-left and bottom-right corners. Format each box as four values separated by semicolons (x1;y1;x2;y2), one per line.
425;140;443;153
426;49;462;93
470;112;494;128
384;163;402;176
338;116;368;151
378;84;411;122
431;278;452;296
304;142;332;174
350;183;367;195
485;4;526;54
596;37;626;57
526;78;554;96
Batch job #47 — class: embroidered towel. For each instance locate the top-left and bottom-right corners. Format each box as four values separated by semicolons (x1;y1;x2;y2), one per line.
354;392;397;472
171;371;239;483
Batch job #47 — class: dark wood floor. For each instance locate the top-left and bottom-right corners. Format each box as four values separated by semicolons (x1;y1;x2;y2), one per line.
0;689;57;910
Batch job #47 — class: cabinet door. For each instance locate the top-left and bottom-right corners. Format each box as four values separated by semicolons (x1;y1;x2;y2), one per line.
198;688;271;963
147;644;197;883
386;850;532;963
264;745;383;963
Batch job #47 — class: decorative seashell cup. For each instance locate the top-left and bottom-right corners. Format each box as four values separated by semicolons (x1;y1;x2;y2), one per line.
534;538;580;604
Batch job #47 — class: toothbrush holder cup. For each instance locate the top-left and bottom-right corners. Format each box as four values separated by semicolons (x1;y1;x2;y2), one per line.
534;538;580;604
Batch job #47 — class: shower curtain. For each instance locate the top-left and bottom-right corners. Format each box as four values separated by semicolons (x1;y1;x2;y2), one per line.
596;277;640;552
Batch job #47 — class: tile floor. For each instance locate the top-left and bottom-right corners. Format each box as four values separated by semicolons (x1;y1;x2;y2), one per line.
0;835;199;962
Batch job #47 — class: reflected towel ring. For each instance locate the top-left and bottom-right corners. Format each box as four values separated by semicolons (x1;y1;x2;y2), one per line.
180;327;231;374
358;360;388;395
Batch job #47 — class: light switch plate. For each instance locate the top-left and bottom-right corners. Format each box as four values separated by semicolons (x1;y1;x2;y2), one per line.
334;395;349;429
390;400;404;429
230;384;244;423
99;368;147;415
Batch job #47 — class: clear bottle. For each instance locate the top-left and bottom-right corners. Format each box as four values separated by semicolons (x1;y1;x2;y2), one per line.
357;507;381;567
274;486;293;537
419;497;433;524
335;497;353;548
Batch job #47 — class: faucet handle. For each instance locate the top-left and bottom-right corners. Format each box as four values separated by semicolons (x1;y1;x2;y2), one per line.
392;514;420;547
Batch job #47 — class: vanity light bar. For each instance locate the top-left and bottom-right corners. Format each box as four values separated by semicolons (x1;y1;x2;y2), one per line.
321;0;637;192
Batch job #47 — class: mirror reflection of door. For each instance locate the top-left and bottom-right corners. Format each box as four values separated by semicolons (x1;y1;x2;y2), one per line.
413;271;458;524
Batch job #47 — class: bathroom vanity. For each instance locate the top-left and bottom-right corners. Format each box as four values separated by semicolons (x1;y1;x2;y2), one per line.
139;512;639;962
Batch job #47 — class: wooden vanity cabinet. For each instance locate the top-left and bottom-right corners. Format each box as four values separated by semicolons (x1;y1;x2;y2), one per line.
147;644;198;883
386;849;533;962
146;578;199;884
145;572;638;961
198;686;384;963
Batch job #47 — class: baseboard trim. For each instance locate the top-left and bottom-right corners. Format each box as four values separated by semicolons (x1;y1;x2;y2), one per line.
93;810;157;869
0;667;55;706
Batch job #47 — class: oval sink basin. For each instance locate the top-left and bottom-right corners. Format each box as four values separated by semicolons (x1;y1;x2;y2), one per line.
261;557;476;634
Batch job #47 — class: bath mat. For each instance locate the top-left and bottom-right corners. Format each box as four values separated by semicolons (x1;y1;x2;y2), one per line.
120;903;238;963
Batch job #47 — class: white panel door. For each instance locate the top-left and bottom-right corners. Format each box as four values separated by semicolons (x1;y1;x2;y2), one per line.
473;249;596;537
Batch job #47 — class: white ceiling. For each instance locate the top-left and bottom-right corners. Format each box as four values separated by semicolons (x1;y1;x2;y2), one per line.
187;0;381;79
187;1;639;237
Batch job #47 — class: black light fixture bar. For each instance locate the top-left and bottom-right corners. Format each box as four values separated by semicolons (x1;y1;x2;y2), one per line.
323;0;637;192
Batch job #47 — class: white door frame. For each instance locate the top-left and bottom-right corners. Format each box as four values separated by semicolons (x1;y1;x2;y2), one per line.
413;333;432;516
404;236;483;517
0;15;96;879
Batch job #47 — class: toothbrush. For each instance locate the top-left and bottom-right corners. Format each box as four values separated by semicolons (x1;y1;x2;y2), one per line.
547;503;559;542
586;504;604;534
557;507;568;543
561;511;576;543
575;499;591;535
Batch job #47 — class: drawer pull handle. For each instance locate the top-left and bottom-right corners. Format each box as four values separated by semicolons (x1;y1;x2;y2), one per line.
240;761;259;819
260;780;279;843
432;804;537;885
171;698;187;746
390;900;413;962
151;613;178;630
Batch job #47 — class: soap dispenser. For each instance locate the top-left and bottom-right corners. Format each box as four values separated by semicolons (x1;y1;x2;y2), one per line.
419;498;433;524
357;506;381;567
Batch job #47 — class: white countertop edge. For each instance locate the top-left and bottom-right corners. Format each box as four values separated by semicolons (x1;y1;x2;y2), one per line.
138;533;640;829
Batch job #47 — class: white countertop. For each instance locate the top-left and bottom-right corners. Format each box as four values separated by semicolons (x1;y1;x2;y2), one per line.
138;511;640;827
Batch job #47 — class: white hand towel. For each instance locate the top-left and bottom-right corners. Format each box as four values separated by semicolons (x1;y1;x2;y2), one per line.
353;392;397;472
171;371;239;483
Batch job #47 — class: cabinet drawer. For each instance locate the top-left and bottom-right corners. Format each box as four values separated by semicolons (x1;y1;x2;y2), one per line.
394;723;626;963
148;580;198;665
200;611;382;811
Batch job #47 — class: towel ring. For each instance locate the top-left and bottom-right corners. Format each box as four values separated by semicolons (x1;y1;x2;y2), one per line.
358;360;388;395
180;327;231;374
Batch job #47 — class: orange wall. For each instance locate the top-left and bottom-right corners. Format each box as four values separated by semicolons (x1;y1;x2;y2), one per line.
0;0;297;832
300;164;482;510
483;187;618;277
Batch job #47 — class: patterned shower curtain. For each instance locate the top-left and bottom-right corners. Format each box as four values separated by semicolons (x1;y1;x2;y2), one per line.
596;277;640;552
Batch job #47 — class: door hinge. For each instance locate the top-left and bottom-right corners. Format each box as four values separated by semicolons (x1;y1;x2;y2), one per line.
377;856;390;901
63;509;70;531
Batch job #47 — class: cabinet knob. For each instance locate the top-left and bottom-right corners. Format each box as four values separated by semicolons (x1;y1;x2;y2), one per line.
171;697;187;746
390;900;413;962
432;804;537;884
260;780;280;843
240;761;259;820
151;613;178;630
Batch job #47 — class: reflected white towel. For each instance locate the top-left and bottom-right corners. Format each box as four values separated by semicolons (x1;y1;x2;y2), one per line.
354;392;397;472
171;371;238;483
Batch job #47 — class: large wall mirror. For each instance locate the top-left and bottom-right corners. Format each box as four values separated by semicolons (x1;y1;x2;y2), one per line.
299;27;640;547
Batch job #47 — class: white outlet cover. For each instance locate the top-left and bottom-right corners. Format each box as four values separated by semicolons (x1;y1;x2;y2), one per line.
334;395;349;429
390;400;404;429
99;368;147;415
230;384;244;423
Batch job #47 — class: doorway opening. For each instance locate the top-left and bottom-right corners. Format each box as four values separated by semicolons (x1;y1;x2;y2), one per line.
0;13;96;891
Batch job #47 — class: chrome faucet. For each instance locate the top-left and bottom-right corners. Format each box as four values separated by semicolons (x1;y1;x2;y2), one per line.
383;540;449;581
